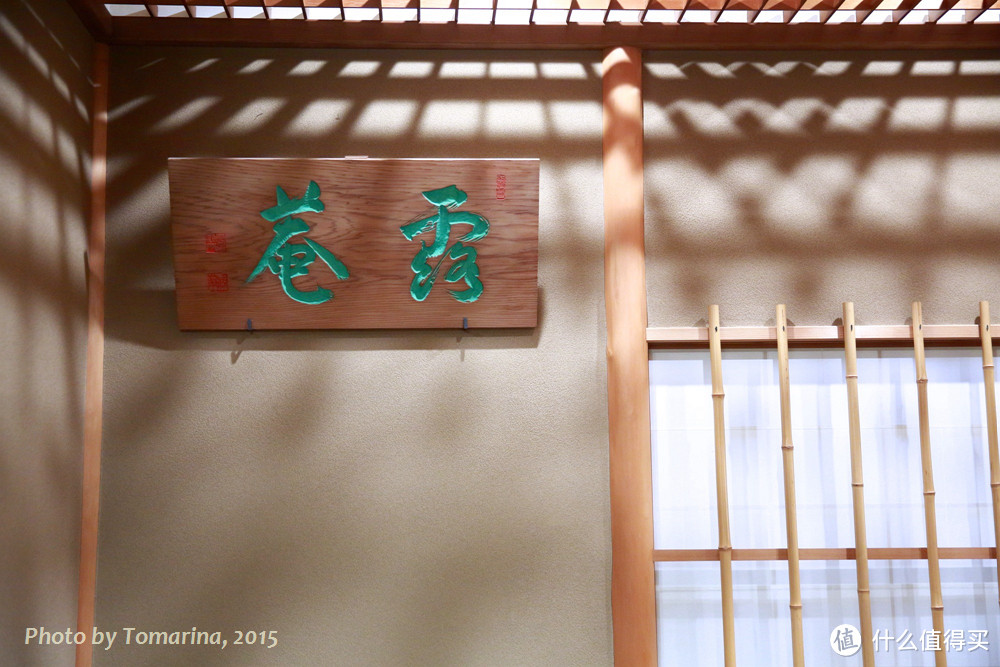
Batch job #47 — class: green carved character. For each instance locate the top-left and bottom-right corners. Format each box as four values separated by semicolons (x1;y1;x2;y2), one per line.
247;181;348;305
400;185;489;303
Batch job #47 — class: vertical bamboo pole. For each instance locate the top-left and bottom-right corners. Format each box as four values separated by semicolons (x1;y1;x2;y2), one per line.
979;301;1000;606
843;302;875;667
708;305;736;667
776;305;804;667
603;46;657;665
912;302;947;667
76;41;109;667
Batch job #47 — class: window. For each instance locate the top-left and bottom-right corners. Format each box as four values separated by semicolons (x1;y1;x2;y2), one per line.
650;346;999;664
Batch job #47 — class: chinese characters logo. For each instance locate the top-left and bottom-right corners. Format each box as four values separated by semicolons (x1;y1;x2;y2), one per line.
400;185;489;303
830;624;861;657
246;181;349;305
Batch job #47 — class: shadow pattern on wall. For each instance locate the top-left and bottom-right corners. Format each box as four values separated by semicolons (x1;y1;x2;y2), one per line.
0;1;92;665
643;51;1000;327
98;47;612;667
105;49;612;353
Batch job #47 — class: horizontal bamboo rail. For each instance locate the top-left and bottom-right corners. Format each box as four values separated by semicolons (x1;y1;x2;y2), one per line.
648;324;1000;348
653;547;998;562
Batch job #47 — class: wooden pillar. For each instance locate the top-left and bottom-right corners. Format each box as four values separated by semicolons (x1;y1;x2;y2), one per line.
76;41;109;667
603;46;657;666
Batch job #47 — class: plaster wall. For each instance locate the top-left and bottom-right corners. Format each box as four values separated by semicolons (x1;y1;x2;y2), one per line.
0;1;93;665
644;51;1000;327
97;48;610;666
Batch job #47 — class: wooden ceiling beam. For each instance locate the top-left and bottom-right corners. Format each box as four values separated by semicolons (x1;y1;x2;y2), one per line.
65;0;113;41
101;15;1000;47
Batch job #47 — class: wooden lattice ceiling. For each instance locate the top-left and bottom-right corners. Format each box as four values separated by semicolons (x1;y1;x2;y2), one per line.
67;0;1000;48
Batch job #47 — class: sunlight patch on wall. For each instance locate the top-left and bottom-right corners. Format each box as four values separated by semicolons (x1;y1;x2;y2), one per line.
548;101;601;137
338;61;381;78
488;61;539;79
910;60;958;76
825;97;886;133
439;61;487;78
109;94;153;122
186;57;219;73
887;97;949;132
288;60;327;76
237;59;273;74
388;61;436;78
351;100;418;137
416;101;482;138
539;61;589;79
952;96;1000;130
219;98;287;135
484;100;546;138
285;100;352;136
150;97;221;133
861;60;905;76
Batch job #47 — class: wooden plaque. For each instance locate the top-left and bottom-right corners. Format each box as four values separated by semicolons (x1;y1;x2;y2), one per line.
168;158;538;329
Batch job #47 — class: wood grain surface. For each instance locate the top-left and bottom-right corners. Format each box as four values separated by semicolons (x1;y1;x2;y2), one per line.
602;46;657;667
77;41;109;667
169;158;538;329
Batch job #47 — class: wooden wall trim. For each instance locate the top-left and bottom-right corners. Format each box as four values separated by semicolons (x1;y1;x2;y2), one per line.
654;547;999;562
603;46;657;666
64;0;113;42
76;41;109;667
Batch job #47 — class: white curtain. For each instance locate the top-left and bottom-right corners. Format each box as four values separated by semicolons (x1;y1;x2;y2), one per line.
650;349;999;666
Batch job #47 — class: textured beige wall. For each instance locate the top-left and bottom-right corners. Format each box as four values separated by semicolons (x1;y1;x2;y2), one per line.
645;51;1000;327
0;1;92;665
97;48;610;665
89;45;1000;667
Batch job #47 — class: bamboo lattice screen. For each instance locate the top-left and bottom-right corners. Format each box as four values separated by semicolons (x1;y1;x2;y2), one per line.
650;301;1000;666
